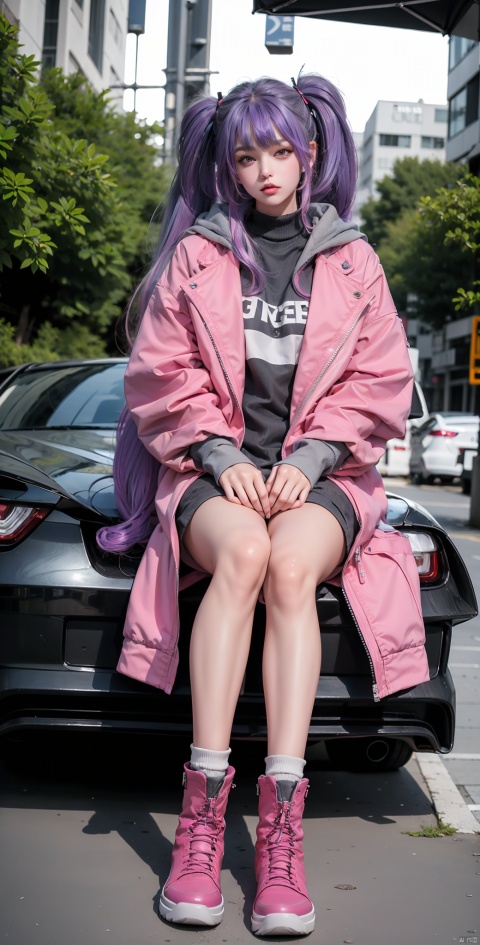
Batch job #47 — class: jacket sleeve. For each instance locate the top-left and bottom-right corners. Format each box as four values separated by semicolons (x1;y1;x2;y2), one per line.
273;439;350;486
297;259;414;476
124;278;241;473
189;435;255;482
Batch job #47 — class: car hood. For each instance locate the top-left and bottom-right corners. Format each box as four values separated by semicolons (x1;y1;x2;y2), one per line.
0;428;119;520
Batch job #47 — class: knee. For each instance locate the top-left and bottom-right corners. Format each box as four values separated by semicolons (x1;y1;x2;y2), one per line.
264;548;316;608
214;528;271;592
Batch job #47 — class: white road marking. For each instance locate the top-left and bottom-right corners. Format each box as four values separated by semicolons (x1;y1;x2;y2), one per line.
442;753;480;760
451;645;480;650
449;663;480;668
449;533;480;542
415;754;480;833
417;501;470;508
468;805;480;811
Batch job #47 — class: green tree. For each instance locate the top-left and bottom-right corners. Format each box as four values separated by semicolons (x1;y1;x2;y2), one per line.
0;15;172;363
419;174;480;313
360;156;466;245
376;206;472;329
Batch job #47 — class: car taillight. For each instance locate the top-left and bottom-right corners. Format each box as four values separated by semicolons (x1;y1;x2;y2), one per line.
429;430;458;437
0;503;49;546
404;531;440;585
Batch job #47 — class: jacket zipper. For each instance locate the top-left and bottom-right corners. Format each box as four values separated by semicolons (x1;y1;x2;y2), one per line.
278;294;379;700
199;315;244;419
167;297;246;684
342;537;379;702
284;298;373;448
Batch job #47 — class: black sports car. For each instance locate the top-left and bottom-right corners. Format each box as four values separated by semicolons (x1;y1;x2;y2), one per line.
0;360;476;771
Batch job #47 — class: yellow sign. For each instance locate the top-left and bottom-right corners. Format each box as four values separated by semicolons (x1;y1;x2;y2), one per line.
470;316;480;385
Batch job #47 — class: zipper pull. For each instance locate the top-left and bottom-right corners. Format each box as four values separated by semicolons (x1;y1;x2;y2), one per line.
355;547;365;584
372;682;380;703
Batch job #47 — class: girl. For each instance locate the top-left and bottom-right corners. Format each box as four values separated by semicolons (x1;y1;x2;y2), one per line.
97;74;429;937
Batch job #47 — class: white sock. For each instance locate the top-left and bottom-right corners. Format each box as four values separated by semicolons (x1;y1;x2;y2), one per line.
190;744;231;780
265;753;306;783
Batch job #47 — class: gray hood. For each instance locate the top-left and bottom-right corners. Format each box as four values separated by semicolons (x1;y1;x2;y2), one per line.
187;202;367;273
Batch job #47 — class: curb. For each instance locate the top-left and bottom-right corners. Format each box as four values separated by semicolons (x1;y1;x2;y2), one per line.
415;753;480;834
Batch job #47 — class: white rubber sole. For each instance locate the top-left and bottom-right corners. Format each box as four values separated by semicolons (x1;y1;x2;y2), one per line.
159;890;224;926
251;908;315;936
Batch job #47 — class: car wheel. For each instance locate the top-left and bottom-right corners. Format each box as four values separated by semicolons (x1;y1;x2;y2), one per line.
326;737;413;772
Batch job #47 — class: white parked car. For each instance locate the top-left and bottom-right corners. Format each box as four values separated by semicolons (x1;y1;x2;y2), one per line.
409;412;479;484
377;380;429;478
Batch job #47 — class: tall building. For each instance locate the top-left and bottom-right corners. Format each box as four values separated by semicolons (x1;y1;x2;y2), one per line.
357;98;448;201
446;36;480;168
2;0;128;108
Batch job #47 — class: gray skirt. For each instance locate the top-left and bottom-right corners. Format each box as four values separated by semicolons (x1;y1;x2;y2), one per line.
176;473;358;555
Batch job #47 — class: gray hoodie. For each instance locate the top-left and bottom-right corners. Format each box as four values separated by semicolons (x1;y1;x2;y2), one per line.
186;203;366;486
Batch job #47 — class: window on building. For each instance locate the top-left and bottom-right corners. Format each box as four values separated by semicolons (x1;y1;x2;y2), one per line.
379;134;411;147
88;0;106;73
392;104;423;123
421;136;445;149
449;75;480;138
68;52;84;76
377;157;394;169
109;8;122;47
449;36;477;71
42;0;59;71
434;108;448;123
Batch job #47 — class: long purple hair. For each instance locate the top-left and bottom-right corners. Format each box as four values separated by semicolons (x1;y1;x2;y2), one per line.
97;73;357;553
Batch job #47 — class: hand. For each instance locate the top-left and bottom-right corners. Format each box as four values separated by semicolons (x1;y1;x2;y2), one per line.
265;464;311;514
219;463;271;518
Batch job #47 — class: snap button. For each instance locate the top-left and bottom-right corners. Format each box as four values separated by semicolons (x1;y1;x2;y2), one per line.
189;282;197;289
342;261;351;270
353;291;362;298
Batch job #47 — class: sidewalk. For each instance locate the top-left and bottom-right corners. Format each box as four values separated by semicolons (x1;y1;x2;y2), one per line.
1;748;478;945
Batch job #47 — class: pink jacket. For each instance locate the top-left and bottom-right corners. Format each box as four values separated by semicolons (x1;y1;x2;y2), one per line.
118;234;430;700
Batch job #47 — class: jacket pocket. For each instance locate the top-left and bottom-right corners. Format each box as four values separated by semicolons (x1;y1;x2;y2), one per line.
356;528;424;658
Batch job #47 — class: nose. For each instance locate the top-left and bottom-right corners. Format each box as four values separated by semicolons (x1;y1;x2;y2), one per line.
258;157;273;179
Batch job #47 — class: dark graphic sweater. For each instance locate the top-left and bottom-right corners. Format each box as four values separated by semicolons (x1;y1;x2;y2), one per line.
187;203;366;485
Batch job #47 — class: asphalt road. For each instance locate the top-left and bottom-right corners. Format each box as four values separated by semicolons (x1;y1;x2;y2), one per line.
0;477;479;945
0;734;479;945
384;476;480;828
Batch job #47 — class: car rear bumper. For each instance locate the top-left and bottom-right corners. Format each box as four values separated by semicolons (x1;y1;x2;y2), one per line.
0;664;455;754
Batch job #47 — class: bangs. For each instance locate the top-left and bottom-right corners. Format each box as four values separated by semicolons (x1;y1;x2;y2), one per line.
229;98;306;154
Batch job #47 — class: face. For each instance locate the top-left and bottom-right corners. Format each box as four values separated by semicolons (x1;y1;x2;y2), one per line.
235;133;316;217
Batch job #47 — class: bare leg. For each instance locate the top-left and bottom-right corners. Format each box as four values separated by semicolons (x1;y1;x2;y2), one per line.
183;497;270;750
263;504;346;758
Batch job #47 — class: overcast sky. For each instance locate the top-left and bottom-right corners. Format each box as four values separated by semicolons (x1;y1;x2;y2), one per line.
124;0;450;134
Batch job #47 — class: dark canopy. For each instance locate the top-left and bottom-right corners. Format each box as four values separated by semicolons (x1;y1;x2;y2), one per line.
252;1;479;40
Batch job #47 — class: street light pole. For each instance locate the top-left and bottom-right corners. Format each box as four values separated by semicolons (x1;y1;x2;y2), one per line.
163;0;214;165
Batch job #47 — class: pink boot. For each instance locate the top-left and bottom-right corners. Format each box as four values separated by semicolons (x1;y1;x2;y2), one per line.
159;764;235;926
252;776;315;936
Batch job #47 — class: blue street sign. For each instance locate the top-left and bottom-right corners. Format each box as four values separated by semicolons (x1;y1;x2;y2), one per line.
265;15;295;55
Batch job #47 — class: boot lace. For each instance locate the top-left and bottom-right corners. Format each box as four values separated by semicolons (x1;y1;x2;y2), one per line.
179;800;221;877
264;804;300;889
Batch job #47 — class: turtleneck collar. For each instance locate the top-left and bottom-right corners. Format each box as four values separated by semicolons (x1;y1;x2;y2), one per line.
245;208;306;241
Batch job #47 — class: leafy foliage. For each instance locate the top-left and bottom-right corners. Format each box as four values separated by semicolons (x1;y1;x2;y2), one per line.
419;175;480;312
360;157;466;246
360;157;476;328
0;15;172;363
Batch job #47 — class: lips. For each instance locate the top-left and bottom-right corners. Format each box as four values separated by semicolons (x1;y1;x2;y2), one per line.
261;185;279;194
